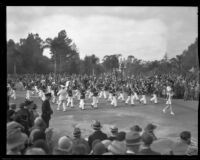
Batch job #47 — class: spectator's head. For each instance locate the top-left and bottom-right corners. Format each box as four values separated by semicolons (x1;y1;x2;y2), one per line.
108;140;126;155
10;103;17;110
25;147;46;155
110;125;118;135
73;127;81;138
180;131;191;144
91;120;102;131
141;132;154;146
72;143;88;155
7;121;28;153
24;99;34;109
130;125;142;133
101;140;112;149
92;139;101;150
125;132;141;153
32;139;49;154
57;136;73;154
116;131;126;141
34;117;47;131
144;123;157;132
92;142;107;155
32;130;46;143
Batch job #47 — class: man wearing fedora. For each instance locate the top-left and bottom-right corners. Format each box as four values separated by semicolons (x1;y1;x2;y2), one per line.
72;127;90;154
41;93;53;128
88;120;108;149
14;99;34;136
125;132;142;154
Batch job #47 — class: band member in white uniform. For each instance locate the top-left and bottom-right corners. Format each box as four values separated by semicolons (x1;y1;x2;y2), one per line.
150;90;158;104
163;87;175;115
111;86;117;107
79;86;86;110
57;85;67;111
118;85;125;101
139;87;147;105
125;85;134;105
66;86;74;108
91;86;98;108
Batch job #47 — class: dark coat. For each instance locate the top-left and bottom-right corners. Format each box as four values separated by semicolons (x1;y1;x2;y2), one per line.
88;130;108;149
41;99;53;120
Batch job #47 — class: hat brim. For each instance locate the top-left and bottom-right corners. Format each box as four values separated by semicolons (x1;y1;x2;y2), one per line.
7;133;28;151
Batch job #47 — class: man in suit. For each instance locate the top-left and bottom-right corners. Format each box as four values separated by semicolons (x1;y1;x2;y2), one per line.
88;120;108;150
41;93;53;128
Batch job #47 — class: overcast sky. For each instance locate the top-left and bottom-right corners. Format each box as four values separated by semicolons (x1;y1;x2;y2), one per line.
7;7;198;61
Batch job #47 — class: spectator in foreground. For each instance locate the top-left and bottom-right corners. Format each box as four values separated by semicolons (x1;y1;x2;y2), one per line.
108;125;118;141
125;132;142;154
88;120;108;149
107;138;127;155
25;147;46;155
7;103;17;122
7;121;28;155
92;142;107;155
143;123;157;141
137;132;160;155
172;131;198;155
129;125;142;135
29;117;47;133
53;136;73;155
72;127;90;154
32;139;49;154
72;143;88;155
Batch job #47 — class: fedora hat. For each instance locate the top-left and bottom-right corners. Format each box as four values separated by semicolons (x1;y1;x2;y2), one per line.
91;120;102;130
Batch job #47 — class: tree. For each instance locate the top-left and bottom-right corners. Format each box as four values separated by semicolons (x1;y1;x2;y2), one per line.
102;54;120;72
45;30;79;74
7;39;22;74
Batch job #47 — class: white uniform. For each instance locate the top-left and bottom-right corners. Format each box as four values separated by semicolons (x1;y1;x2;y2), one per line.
150;94;158;104
57;88;67;111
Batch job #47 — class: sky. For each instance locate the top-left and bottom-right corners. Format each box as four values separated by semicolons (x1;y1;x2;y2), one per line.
7;7;198;61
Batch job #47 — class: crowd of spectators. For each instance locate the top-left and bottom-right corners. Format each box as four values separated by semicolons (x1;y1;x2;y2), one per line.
6;72;198;155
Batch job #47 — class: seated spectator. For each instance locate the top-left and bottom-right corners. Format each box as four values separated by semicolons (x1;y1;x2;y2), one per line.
7;103;17;122
108;125;118;141
88;120;108;149
125;132;142;154
72;127;90;154
130;125;142;135
171;131;197;155
32;139;49;154
137;132;160;155
53;136;73;155
72;143;88;155
143;123;157;141
107;139;126;155
25;147;46;155
7;121;28;155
